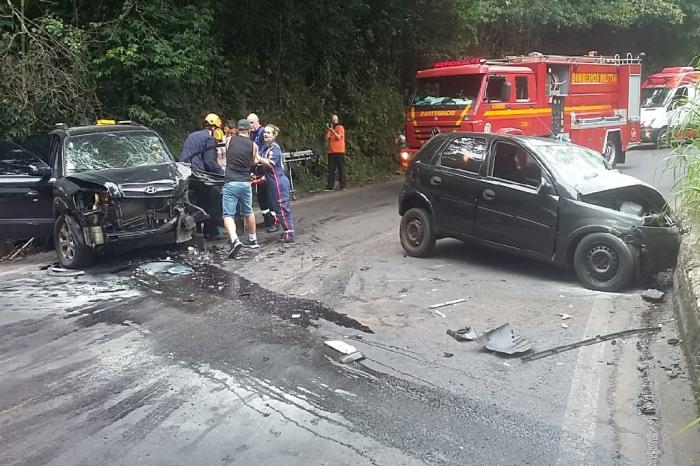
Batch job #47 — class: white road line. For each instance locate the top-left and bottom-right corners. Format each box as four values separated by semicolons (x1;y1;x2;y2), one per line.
558;295;611;464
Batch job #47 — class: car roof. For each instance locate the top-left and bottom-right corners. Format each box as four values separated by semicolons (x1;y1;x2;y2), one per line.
437;131;568;148
50;124;150;137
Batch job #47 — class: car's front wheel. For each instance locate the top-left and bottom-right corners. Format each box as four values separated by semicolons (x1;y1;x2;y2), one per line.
400;208;436;257
573;232;636;292
54;215;93;269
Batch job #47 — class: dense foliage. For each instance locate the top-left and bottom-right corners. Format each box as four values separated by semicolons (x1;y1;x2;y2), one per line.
2;0;700;187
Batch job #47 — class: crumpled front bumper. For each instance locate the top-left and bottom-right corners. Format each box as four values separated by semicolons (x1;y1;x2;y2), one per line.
634;224;681;274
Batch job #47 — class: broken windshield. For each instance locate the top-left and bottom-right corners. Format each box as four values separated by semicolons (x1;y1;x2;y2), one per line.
528;143;608;188
64;131;173;174
641;88;672;108
413;75;483;107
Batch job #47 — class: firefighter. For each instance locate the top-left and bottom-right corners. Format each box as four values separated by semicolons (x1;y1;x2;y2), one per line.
181;113;225;239
258;124;295;243
247;113;278;232
180;113;225;175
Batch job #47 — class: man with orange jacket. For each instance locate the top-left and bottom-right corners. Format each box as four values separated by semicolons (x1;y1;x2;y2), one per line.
325;114;346;191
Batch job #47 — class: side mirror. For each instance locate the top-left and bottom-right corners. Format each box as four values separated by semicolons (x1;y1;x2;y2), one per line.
29;164;52;178
538;177;554;195
501;82;512;102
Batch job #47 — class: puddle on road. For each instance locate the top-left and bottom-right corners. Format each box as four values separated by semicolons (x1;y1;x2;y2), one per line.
137;261;373;334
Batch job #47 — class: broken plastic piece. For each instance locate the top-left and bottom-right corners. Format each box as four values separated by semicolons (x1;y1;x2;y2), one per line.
447;326;478;342
324;340;357;355
339;352;365;364
476;323;533;355
429;298;467;309
641;289;665;303
47;266;85;277
559;313;572;320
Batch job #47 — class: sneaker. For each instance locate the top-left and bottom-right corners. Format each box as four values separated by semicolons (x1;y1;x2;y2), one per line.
244;238;260;249
266;224;280;233
228;239;243;258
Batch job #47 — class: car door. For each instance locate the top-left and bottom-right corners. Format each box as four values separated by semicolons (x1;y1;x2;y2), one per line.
424;135;488;236
475;139;558;257
0;140;55;239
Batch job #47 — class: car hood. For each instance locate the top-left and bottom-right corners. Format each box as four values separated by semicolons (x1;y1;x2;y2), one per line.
65;163;190;198
576;171;669;213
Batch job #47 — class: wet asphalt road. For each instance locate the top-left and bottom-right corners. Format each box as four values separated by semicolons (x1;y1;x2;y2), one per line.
1;145;698;465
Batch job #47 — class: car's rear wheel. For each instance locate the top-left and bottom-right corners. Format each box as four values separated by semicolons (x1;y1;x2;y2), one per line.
400;208;436;257
573;232;636;292
54;215;93;269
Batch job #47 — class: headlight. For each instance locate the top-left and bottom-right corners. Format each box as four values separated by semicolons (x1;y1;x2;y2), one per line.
400;151;410;161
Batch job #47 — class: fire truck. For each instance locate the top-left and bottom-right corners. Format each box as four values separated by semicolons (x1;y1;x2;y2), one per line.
641;66;700;146
399;52;643;170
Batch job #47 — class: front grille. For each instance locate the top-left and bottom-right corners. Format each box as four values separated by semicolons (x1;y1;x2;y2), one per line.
414;123;461;141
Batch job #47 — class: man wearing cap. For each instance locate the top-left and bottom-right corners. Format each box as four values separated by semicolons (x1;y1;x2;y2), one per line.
222;119;262;257
180;113;225;175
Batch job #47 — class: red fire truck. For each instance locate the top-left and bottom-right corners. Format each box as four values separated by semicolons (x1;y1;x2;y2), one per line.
399;52;643;170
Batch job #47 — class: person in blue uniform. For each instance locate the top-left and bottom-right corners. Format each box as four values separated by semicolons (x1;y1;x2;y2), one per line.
258;124;295;243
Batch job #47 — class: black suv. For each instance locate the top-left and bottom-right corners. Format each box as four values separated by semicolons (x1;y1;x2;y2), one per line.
0;123;207;268
398;133;680;291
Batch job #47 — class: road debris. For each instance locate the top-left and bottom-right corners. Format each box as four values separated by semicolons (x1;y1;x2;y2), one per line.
641;289;665;303
4;237;35;261
434;310;446;318
559;313;571;320
360;265;370;271
443;352;454;358
291;313;301;319
47;266;85;278
447;326;478;342
476;323;533;355
667;338;680;346
521;327;661;362
138;261;193;275
561;323;569;329
429;298;467;309
324;340;365;364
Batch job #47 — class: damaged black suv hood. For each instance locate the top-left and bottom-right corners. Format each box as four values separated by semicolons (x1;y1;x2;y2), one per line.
576;171;668;212
65;163;189;198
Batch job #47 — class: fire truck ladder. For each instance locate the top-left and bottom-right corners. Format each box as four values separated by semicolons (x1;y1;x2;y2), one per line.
486;52;643;66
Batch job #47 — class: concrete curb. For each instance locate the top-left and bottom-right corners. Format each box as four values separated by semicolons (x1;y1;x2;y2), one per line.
673;222;700;407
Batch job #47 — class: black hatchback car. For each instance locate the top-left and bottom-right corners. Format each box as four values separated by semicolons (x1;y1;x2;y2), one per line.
0;123;207;268
399;133;680;291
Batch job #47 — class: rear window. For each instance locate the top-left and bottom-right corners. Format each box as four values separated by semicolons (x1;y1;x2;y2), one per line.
0;140;44;176
414;136;448;164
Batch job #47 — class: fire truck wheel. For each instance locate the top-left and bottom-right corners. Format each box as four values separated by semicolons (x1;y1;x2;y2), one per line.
400;208;436;257
603;137;621;168
573;232;636;292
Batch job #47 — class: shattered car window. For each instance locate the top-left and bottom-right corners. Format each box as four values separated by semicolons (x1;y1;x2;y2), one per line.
64;131;173;174
440;137;487;173
0;140;43;176
528;143;608;187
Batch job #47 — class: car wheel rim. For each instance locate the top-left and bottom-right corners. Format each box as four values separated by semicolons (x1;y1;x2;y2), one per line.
405;217;424;248
586;244;619;282
58;222;75;263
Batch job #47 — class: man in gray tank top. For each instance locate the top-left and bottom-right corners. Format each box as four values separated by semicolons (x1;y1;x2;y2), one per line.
222;119;261;257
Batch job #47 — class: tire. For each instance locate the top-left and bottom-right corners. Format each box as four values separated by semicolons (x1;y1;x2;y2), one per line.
603;135;622;167
54;215;93;269
655;127;669;149
573;232;636;292
400;208;436;257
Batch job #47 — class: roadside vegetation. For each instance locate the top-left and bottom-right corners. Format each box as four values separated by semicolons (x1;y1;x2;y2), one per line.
2;0;700;188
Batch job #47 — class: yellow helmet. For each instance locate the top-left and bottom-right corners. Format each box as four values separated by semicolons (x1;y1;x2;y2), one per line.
204;113;222;128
